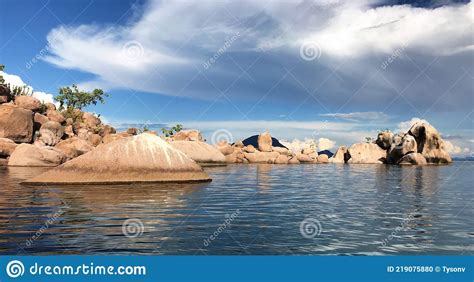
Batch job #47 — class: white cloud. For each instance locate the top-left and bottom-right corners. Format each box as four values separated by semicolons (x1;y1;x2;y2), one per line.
1;71;58;107
445;140;465;155
320;111;389;121
32;91;59;108
318;137;336;151
42;0;474;104
397;117;430;133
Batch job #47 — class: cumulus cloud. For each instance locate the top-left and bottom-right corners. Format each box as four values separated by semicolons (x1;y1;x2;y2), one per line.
1;71;57;106
318;137;336;151
397;117;430;133
444;140;468;155
42;0;473;114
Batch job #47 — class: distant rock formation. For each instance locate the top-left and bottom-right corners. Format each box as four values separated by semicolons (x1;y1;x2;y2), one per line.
170;140;226;165
24;134;211;184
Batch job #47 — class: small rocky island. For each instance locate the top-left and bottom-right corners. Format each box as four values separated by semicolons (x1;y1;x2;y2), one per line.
0;68;452;184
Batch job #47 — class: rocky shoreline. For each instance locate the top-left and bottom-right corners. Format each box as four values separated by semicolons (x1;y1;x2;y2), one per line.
0;86;453;183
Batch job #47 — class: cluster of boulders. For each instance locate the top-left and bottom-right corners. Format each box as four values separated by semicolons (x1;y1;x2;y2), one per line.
0;93;119;167
216;132;329;164
330;121;452;165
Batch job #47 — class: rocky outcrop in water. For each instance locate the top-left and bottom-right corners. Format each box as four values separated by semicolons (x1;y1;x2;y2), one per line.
24;134;211;184
170;140;226;165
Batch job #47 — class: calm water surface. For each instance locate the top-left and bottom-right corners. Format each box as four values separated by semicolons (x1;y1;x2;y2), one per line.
0;162;472;255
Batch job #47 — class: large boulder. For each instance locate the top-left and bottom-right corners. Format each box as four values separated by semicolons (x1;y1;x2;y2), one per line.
172;129;203;142
0;137;18;157
39;121;64;146
0;104;33;143
376;131;394;150
274;154;289;164
98;125;116;137
8;144;66;167
46;109;65;124
24;134;211;184
33;113;49;126
170;141;226;165
257;132;273;152
347;143;387;164
82;112;101;128
316;154;329;163
296;153;313;163
55;137;94;159
14;96;41;112
398;153;427;165
244;151;280;163
217;142;234;155
408;122;452;164
386;134;417;164
331;146;347;163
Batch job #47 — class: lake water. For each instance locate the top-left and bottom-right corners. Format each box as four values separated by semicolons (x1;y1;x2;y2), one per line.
0;162;472;255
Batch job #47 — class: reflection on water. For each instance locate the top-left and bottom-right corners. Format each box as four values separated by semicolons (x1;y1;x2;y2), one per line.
0;162;472;255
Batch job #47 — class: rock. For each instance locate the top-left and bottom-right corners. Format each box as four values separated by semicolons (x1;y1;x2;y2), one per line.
386;134;417;164
39;121;64;146
126;127;138;135
170;141;226;164
46;109;65;124
296;153;313;163
217;143;234;156
172;129;203;142
288;157;300;164
398;153;427;165
55;137;94;159
98;125;116;137
0;85;12;103
45;103;56;111
102;133;127;144
308;152;318;160
0;104;33;143
274;154;289;164
244;151;280;163
347;143;387;164
76;128;89;140
257;132;273;152
302;147;315;155
24;134;211;184
376;131;394;150
272;146;289;155
33;113;49;126
243;145;256;153
64;125;74;138
8;144;66;167
234;140;244;148
88;134;102;146
331;146;347;163
408;122;452;164
0;137;18;157
316;154;329;163
14;96;41;112
82;112;101;128
225;151;245;163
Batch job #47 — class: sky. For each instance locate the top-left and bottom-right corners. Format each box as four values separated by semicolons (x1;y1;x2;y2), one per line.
0;0;473;155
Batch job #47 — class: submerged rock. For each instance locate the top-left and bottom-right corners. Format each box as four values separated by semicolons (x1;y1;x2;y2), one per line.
24;134;211;184
170;140;226;165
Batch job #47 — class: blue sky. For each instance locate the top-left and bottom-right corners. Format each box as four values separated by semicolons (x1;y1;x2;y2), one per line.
0;0;472;155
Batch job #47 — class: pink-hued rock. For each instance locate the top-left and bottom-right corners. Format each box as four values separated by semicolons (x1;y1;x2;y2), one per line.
257;132;272;152
172;129;203;142
55;137;94;159
34;113;49;126
46;109;65;124
0;137;18;157
39;121;64;146
0;104;33;143
82;112;101;128
24;134;211;184
408;122;452;164
170;141;226;164
14;96;41;112
347;143;387;164
8;144;66;167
